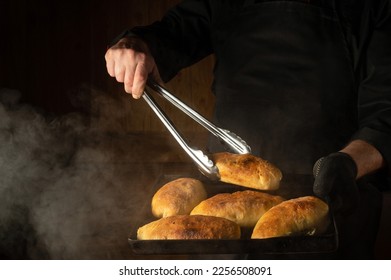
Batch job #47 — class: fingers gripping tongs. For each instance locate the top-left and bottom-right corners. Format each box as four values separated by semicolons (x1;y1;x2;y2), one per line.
142;79;251;181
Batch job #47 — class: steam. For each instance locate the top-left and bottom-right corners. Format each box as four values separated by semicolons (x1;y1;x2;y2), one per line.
0;87;160;259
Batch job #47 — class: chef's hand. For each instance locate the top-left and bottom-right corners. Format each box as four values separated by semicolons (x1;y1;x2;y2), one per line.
313;152;359;214
105;36;162;99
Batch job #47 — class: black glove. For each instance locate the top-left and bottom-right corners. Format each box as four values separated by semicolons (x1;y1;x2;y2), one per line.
313;152;359;214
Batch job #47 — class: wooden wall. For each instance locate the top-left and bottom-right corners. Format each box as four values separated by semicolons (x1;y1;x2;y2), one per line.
0;0;215;134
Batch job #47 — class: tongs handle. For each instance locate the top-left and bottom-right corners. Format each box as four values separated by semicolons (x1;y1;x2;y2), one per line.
146;79;251;155
142;90;220;180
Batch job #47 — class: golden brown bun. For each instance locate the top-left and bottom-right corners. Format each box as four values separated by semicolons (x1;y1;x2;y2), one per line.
190;190;285;227
151;178;207;218
137;215;241;240
211;152;282;190
251;196;330;239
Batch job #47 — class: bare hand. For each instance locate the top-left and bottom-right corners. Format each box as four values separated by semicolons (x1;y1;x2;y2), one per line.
105;37;161;99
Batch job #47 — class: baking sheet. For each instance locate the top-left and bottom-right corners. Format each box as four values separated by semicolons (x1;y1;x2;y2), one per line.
128;173;338;255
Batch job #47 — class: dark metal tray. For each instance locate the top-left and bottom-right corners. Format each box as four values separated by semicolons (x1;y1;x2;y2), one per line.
128;173;338;256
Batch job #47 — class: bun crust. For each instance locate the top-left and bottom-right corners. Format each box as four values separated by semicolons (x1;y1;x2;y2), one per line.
251;196;330;239
137;215;241;240
191;190;285;227
211;152;282;190
151;178;207;218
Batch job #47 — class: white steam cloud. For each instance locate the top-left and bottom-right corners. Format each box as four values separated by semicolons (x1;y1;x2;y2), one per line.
0;87;166;259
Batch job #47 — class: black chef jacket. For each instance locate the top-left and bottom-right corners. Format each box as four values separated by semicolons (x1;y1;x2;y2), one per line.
111;0;391;259
119;0;391;178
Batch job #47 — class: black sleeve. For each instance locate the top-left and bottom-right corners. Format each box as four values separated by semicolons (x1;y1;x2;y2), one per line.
120;0;215;82
353;0;391;171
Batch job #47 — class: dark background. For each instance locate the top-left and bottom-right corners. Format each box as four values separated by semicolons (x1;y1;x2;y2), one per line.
0;0;214;127
0;0;390;260
1;0;106;114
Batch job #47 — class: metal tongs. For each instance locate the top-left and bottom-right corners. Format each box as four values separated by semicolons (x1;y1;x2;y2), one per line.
142;78;251;180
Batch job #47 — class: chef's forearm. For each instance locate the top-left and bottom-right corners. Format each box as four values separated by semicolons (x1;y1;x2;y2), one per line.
126;1;214;82
340;139;385;179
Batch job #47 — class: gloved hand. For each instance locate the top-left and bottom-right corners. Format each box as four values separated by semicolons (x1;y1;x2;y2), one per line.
313;152;359;214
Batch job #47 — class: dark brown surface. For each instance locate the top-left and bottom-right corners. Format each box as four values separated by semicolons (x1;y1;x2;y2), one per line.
375;191;391;259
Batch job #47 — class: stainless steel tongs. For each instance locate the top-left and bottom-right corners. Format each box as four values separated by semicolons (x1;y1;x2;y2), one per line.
142;78;251;180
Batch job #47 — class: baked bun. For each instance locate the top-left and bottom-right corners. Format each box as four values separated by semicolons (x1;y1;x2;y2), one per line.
251;196;329;239
211;152;282;190
137;215;241;240
152;178;207;218
190;190;285;227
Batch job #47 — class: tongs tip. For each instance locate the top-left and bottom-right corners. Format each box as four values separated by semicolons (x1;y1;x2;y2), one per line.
144;78;251;181
221;129;252;154
191;149;221;181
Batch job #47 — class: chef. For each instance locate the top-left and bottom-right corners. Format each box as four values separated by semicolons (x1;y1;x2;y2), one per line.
105;0;391;259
